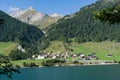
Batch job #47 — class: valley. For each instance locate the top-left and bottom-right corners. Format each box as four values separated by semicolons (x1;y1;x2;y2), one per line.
1;0;120;67
2;0;120;80
1;41;120;67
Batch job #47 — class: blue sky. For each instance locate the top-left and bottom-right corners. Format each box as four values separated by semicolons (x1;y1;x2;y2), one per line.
0;0;97;15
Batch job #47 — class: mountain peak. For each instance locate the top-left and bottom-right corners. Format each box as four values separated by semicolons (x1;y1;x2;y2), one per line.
9;8;26;17
8;7;63;29
28;7;34;11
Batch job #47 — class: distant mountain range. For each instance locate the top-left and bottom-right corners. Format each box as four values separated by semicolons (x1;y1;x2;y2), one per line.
9;7;63;29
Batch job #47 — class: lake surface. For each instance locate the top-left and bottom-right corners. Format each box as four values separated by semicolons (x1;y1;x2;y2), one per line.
1;64;120;80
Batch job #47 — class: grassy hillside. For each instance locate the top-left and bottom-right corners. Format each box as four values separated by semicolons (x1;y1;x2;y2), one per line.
0;42;16;55
43;41;120;60
43;41;67;53
33;16;59;30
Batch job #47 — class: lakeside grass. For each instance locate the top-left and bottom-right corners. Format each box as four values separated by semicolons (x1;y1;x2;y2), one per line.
11;59;118;67
11;59;44;66
0;42;16;55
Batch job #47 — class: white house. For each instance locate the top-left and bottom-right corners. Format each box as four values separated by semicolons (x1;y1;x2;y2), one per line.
36;55;45;59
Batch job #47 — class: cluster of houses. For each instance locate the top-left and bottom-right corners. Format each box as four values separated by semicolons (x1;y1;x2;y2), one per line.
31;51;98;60
16;44;114;61
16;44;113;60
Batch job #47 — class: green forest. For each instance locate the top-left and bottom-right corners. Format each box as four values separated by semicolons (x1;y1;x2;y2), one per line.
42;0;120;45
0;11;43;56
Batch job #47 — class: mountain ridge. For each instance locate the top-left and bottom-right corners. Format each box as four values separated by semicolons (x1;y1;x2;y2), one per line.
9;7;63;29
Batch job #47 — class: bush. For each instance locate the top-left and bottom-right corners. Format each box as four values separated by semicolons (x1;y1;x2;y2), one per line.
73;60;79;64
9;50;27;61
41;59;66;66
23;62;38;67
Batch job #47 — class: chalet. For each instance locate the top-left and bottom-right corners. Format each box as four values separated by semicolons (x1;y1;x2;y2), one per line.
88;53;97;59
107;54;113;57
80;54;85;58
52;55;57;59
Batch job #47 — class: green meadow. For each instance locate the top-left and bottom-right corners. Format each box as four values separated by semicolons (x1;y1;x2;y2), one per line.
44;41;120;60
0;42;16;55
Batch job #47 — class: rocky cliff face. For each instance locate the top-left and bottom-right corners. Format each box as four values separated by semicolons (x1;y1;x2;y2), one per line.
9;7;63;29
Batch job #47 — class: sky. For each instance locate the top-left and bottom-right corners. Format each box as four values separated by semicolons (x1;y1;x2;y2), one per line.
0;0;97;15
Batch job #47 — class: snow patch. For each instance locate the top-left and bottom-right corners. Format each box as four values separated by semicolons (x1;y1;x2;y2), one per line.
50;13;63;18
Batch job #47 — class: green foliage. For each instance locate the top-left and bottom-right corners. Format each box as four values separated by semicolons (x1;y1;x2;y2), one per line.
0;18;4;24
94;3;120;24
0;60;20;79
0;11;44;53
40;0;120;49
23;62;38;67
37;37;50;50
0;54;9;63
41;59;65;66
9;50;27;61
0;55;21;79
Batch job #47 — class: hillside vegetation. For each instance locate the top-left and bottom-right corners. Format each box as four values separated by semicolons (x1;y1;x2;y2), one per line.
0;10;44;54
0;42;16;55
39;0;120;49
94;2;120;24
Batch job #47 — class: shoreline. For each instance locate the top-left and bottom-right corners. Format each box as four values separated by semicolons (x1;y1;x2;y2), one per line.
18;61;119;68
19;63;119;69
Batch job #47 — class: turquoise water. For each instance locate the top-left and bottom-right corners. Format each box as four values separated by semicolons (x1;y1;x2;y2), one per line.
1;64;120;80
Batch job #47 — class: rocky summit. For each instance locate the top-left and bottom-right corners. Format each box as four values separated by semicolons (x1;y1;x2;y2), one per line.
9;7;63;29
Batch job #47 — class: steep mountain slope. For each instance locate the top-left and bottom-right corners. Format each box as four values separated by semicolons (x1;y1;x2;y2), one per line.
43;0;120;44
9;7;63;29
0;10;43;50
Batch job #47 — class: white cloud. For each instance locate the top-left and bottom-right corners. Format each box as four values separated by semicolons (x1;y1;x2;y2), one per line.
9;7;20;11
